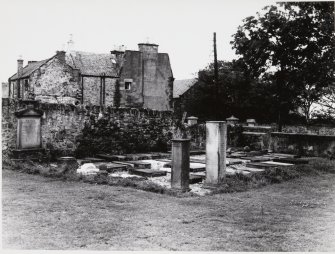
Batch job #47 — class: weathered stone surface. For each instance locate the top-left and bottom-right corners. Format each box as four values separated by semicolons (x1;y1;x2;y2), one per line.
189;175;203;184
124;161;152;169
244;167;266;173
171;139;190;191
273;158;309;164
262;161;294;167
245;162;280;169
77;163;99;175
205;121;227;185
97;154;127;161
56;156;79;175
130;168;167;177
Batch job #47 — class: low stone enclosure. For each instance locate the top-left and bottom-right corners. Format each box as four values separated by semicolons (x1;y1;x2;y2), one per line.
2;98;335;194
3;98;335;161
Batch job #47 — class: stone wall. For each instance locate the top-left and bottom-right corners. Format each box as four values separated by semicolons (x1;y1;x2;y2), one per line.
271;132;335;158
282;125;335;136
76;108;173;157
2;99;173;159
30;57;80;102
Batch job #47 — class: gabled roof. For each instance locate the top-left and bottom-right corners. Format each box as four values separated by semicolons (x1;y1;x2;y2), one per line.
66;51;119;77
173;78;197;98
9;58;52;81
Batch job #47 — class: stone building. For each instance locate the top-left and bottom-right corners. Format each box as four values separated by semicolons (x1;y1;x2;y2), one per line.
8;43;174;111
2;82;9;98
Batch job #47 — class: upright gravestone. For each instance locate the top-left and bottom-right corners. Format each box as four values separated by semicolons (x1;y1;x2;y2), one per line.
13;102;44;159
205;121;227;186
171;139;190;192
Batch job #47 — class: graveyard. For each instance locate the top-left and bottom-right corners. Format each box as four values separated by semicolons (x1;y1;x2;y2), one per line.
2;0;335;251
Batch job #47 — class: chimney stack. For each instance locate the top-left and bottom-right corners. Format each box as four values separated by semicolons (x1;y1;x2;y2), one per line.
17;57;23;78
138;43;159;54
56;50;66;64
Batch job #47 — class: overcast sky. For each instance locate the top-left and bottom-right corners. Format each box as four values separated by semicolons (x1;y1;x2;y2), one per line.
0;0;277;83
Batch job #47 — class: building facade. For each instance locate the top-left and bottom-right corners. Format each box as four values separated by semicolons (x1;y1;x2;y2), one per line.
8;43;174;111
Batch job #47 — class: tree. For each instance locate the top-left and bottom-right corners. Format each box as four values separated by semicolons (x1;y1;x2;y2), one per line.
231;2;335;129
181;60;278;123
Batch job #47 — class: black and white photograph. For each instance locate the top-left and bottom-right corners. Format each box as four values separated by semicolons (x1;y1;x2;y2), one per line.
1;0;335;251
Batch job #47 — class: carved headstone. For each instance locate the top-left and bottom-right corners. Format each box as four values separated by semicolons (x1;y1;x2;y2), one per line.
15;104;43;150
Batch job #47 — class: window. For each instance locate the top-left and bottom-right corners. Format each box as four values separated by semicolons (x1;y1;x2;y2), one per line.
24;79;29;91
125;81;132;90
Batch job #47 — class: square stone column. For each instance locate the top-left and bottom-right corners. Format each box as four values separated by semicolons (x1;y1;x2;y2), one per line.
205;121;227;185
171;139;190;192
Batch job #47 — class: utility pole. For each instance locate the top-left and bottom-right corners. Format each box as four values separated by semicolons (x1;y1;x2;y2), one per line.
213;32;219;119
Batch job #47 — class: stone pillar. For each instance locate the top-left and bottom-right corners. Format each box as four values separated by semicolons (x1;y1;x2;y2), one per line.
205;121;227;185
187;116;198;126
171;139;190;191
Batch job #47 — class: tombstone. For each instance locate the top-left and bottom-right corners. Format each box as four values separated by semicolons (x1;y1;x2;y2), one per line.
246;119;256;127
226;115;239;126
13;101;45;160
56;156;79;175
205;121;227;186
187;116;198;126
171;139;190;191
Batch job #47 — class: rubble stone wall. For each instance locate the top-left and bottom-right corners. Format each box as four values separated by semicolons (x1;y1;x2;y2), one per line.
2;99;173;159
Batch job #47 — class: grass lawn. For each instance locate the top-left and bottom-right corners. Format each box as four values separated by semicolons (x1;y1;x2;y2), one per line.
2;167;335;251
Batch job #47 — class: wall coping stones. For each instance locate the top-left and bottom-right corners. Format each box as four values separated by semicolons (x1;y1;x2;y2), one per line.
271;132;335;139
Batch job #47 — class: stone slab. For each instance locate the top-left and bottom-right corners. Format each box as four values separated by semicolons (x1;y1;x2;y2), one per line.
97;154;127;161
190;172;206;179
244;167;266;173
125;161;152;169
273;158;309;164
262;161;294;167
240;156;272;162
83;157;106;163
269;153;297;158
189;175;203;184
130;168;167;177
93;162;128;172
245;162;280;169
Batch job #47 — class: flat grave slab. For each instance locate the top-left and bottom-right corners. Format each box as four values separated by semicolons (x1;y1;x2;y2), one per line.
262;161;294;167
273;158;309;164
82;157;106;163
245;162;280;169
97;154;127;161
113;160;151;169
190;172;206;179
189;175;203;184
268;153;297;158
139;160;170;170
240;156;272;162
92;162;128;173
157;159;206;172
229;152;248;158
130;168;167;177
244;167;266;173
225;167;237;176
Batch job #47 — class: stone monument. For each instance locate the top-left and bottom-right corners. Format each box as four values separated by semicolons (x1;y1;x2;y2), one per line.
13;100;46;160
205;121;227;186
171;139;190;192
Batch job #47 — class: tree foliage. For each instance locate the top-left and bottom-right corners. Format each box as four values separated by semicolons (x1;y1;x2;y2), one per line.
231;2;335;124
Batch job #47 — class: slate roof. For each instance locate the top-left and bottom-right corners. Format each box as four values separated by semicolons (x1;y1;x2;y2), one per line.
9;58;51;80
173;78;197;98
66;51;119;77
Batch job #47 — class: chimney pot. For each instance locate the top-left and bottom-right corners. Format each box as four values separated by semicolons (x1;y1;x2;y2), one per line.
56;50;66;64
